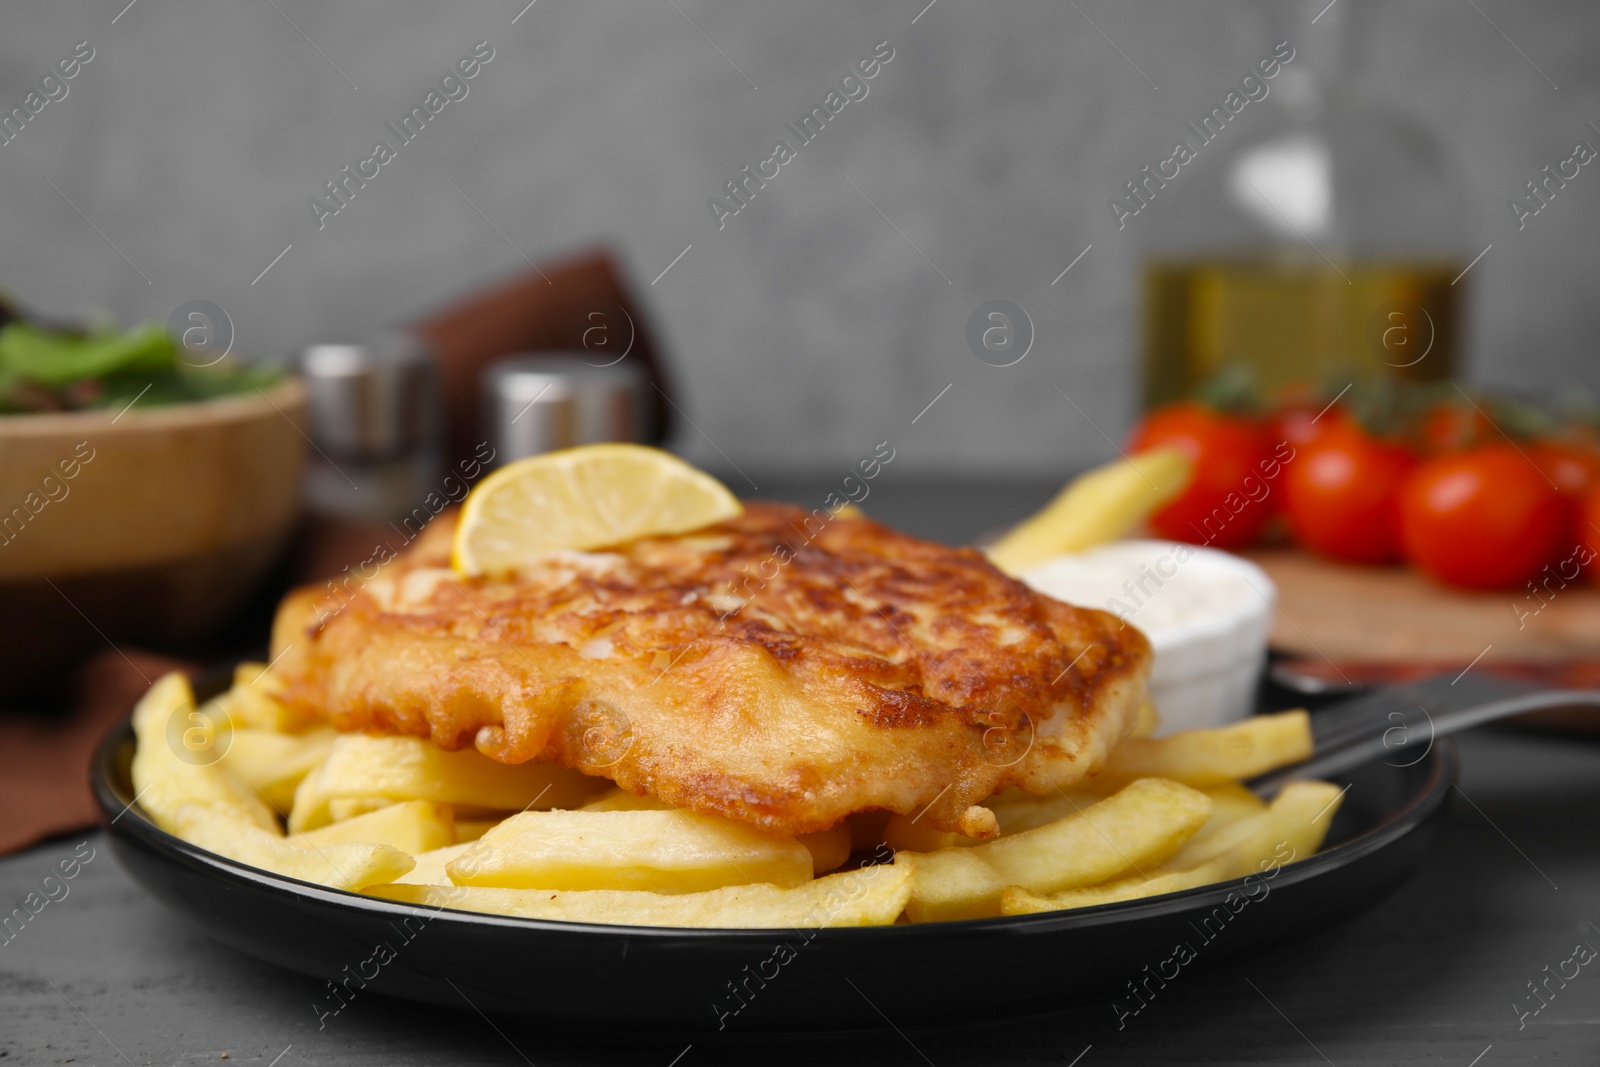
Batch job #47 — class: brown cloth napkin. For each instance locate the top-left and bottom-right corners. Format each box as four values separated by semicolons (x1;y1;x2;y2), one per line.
0;246;672;857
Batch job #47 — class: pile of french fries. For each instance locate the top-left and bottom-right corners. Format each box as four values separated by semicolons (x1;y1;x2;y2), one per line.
128;664;1341;929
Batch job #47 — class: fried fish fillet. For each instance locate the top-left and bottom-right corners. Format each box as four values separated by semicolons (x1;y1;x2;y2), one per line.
272;503;1151;838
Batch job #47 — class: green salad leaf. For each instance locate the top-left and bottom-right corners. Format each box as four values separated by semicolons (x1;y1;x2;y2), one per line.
0;318;281;415
0;322;177;385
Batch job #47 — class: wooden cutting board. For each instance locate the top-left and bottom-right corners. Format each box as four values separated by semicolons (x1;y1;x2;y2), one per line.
1243;549;1600;665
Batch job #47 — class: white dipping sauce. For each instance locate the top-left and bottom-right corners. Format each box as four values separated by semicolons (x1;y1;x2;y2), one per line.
1021;540;1275;733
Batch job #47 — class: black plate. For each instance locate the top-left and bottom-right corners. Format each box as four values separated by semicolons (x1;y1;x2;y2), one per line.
93;716;1455;1031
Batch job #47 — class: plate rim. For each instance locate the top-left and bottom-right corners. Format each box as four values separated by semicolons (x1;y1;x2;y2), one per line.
93;715;1458;942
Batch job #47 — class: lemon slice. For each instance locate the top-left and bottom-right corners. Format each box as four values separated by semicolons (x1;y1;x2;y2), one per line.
452;444;742;575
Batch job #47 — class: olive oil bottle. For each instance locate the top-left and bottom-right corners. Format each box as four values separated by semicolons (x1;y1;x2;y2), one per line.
1141;258;1461;409
1133;1;1470;409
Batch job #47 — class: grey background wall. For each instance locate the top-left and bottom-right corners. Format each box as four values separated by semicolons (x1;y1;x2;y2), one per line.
1;0;1595;478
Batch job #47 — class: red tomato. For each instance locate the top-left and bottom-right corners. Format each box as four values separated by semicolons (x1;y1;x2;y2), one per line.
1413;402;1493;455
1269;401;1343;452
1585;487;1600;582
1128;403;1277;548
1284;423;1417;564
1529;440;1600;503
1399;446;1574;589
1263;403;1342;521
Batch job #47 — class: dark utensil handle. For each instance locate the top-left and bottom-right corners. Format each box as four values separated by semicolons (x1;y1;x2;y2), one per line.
1254;688;1600;795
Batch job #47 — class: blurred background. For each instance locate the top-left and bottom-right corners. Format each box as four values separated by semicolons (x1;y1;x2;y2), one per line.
2;0;1596;478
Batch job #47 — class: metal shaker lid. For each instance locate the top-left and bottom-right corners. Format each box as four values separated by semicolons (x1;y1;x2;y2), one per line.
482;355;649;467
300;333;438;461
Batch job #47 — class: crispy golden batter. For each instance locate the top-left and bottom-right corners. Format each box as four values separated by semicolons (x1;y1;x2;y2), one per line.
272;504;1150;837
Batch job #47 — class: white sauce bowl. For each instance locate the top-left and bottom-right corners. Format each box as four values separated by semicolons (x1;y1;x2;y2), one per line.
1021;541;1276;734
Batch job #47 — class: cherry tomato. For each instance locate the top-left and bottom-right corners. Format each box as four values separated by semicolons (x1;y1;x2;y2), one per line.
1412;402;1493;455
1262;402;1344;521
1399;445;1574;589
1269;401;1343;452
1584;486;1600;582
1284;422;1417;564
1529;439;1600;503
1128;403;1276;548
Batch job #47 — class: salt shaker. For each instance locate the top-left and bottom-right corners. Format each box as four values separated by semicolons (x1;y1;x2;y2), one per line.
481;355;649;467
299;333;442;522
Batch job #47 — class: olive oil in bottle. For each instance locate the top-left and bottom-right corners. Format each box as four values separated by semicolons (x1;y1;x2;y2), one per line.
1141;258;1461;409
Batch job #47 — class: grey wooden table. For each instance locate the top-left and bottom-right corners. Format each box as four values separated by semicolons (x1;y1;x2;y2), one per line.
4;480;1599;1064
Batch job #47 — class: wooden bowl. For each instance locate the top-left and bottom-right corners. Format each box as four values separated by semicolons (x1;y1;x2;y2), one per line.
0;379;307;700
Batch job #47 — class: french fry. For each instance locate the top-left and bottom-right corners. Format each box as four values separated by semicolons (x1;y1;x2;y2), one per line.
288;734;604;832
891;778;1261;853
326;797;519;823
986;448;1193;574
212;662;317;733
130;672;279;835
128;664;1346;927
291;800;456;854
1000;856;1237;915
985;789;1107;836
131;675;408;890
326;797;401;823
574;787;849;874
391;843;473;886
881;813;978;854
220;727;337;813
579;789;668;812
1162;779;1344;876
576;787;850;873
446;809;814;893
1151;783;1269;864
797;826;852;874
454;818;500;843
1261;780;1344;865
174;804;412;891
1202;782;1270;825
898;778;1213;922
1131;696;1162;739
372;864;914;928
1087;711;1313;790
